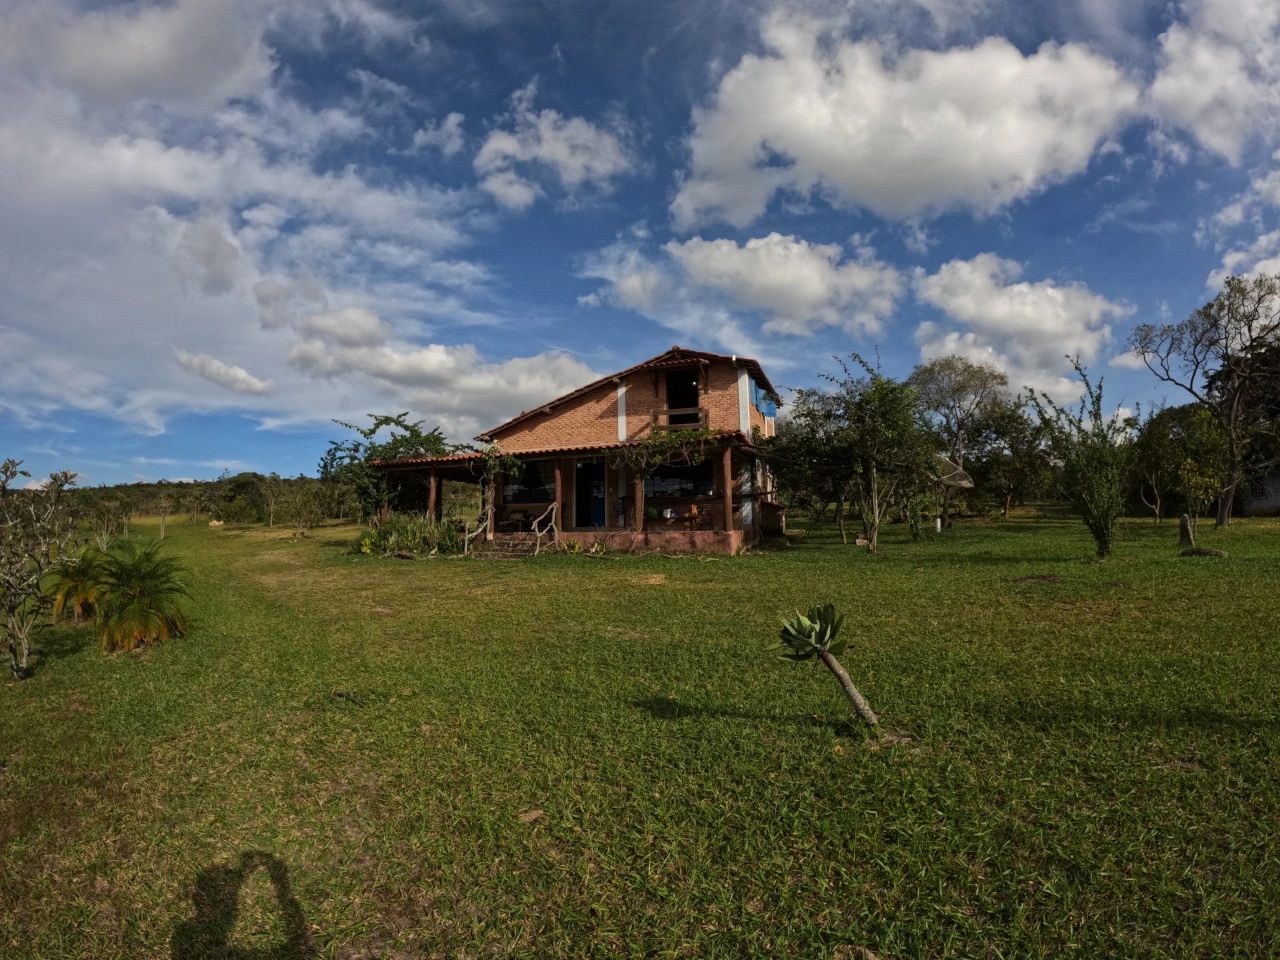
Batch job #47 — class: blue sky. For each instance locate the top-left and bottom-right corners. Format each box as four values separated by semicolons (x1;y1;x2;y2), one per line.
2;0;1279;485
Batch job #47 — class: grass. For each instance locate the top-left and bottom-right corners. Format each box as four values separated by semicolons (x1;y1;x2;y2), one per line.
2;513;1280;958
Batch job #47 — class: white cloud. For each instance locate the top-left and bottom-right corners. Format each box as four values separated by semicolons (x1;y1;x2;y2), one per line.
1149;0;1280;163
664;232;903;336
475;81;633;210
413;112;466;156
1;0;275;109
285;340;601;436
174;349;275;395
671;11;1139;228
1208;230;1280;287
914;254;1133;393
301;307;388;346
1108;349;1147;370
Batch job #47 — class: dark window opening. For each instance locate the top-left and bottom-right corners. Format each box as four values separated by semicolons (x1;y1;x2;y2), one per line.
666;368;701;424
644;461;714;498
504;460;555;503
1249;478;1269;499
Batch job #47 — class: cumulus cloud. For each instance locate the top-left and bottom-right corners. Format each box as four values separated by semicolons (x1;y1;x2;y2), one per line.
1208;230;1280;287
1150;0;1280;163
914;254;1133;393
1;0;275;108
476;81;633;210
301;307;388;346
664;232;903;336
286;340;601;436
413;112;466;156
1108;349;1148;370
174;349;274;395
670;11;1139;229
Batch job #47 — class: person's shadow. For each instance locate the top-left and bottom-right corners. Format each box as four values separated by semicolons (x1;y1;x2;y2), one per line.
171;851;316;959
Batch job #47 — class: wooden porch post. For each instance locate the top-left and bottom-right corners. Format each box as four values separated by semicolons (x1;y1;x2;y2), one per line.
427;467;438;521
633;468;645;532
721;444;734;532
554;460;563;529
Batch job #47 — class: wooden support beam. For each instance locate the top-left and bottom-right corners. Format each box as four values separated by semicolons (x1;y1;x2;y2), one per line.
427;468;438;521
633;468;645;533
721;445;734;532
554;460;563;529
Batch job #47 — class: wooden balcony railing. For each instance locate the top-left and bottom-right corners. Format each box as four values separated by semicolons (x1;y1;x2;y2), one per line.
651;407;709;431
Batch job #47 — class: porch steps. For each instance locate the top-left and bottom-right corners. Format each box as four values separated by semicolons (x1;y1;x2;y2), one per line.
469;535;549;559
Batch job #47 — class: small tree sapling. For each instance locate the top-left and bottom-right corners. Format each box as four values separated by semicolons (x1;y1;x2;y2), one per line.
771;604;878;726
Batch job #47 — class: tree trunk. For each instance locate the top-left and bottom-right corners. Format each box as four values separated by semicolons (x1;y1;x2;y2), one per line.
1003;489;1013;520
865;462;879;553
817;650;878;725
835;496;846;545
1215;481;1236;528
1180;513;1195;548
160;515;166;539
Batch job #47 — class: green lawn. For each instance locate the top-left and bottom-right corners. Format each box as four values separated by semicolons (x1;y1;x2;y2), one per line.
3;515;1279;959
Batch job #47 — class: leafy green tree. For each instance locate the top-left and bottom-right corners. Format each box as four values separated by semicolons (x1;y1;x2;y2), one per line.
764;392;857;542
1029;362;1135;558
1177;408;1230;537
1130;273;1280;525
95;539;190;653
262;473;284;528
975;398;1052;519
829;356;939;553
320;414;459;525
1;460;80;679
1131;405;1185;523
909;356;1009;527
282;480;324;537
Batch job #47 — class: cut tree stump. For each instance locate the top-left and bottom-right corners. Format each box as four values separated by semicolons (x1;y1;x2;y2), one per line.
1179;514;1194;549
1181;548;1228;558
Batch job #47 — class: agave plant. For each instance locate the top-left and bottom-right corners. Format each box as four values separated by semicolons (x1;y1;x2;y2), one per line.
95;539;191;652
48;548;104;623
771;604;878;726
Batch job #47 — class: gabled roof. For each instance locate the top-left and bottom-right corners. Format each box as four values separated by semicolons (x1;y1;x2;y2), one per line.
477;346;777;442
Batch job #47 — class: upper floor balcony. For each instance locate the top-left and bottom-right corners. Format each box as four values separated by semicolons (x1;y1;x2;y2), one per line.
650;407;709;431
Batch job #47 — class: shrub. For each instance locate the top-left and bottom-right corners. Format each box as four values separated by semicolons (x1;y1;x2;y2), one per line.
96;540;191;652
356;513;463;556
49;549;104;623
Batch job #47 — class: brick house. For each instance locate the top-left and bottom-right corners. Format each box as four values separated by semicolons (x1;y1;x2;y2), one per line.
375;346;783;553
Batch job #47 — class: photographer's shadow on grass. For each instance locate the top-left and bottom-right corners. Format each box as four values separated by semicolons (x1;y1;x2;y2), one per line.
632;694;863;735
171;851;316;960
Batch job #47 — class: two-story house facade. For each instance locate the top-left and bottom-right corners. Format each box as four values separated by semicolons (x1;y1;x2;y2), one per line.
375;346;783;553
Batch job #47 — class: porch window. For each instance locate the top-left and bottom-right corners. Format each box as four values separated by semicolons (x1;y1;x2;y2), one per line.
644;461;714;498
504;460;556;503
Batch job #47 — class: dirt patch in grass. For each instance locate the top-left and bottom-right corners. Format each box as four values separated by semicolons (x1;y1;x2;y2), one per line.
1003;574;1063;584
629;574;667;585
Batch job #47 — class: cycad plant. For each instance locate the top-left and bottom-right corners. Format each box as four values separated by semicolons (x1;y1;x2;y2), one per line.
772;604;878;726
95;539;191;652
49;549;104;623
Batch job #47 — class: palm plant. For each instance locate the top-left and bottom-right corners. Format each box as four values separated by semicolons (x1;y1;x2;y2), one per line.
771;604;878;726
49;549;104;623
95;539;191;652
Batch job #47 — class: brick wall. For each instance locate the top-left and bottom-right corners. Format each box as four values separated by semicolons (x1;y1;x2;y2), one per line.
491;357;771;451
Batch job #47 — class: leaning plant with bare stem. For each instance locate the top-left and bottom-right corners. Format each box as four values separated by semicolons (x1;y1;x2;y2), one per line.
770;603;878;726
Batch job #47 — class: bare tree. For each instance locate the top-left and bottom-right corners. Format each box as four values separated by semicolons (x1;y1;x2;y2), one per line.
1130;273;1280;526
154;491;176;540
0;460;80;679
262;472;284;528
909;356;1009;527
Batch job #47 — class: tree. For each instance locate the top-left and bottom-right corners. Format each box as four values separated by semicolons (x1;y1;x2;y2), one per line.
49;549;104;624
320;414;459;525
0;460;80;679
1130;273;1280;526
764;392;857;542
1029;362;1135;558
975;398;1052;520
262;473;284;528
281;480;324;537
153;491;176;540
1131;405;1183;523
772;604;878;726
1176;408;1229;537
89;498;123;549
909;356;1009;527
828;356;938;553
